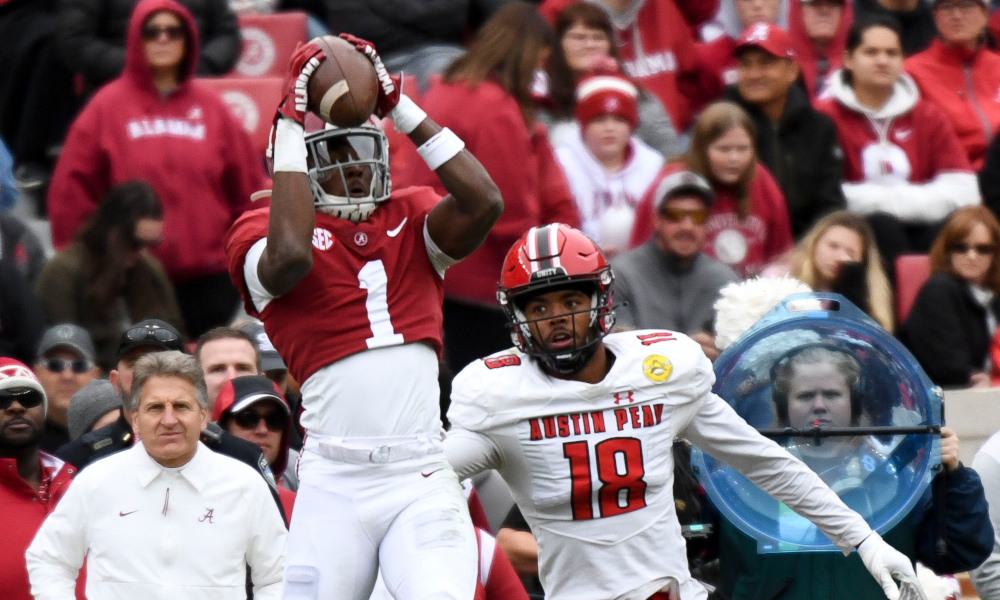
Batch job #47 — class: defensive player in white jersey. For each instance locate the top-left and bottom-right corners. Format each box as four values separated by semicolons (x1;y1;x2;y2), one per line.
444;223;927;600
225;37;503;600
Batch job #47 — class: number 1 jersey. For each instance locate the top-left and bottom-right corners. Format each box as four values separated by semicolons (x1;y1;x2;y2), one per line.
225;186;446;387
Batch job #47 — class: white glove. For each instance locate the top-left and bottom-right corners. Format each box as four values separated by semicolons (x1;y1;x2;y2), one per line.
857;532;929;600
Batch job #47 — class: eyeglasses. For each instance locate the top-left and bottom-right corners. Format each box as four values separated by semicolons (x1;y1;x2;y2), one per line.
232;408;287;432
950;243;996;256
142;25;185;41
42;358;93;374
661;207;709;225
0;390;44;411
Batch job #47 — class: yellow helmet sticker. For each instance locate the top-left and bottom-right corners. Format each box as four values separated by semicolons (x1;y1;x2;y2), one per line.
643;354;672;383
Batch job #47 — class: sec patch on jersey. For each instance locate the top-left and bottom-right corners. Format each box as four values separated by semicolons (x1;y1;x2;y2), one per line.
642;354;672;383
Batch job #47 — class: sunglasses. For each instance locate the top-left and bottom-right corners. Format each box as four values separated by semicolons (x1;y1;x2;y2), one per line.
951;243;996;256
43;358;93;374
124;325;181;345
142;25;185;41
0;390;44;411
232;408;287;432
661;207;709;225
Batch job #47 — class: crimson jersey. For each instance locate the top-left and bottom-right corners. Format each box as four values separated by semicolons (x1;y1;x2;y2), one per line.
816;95;971;185
225;187;445;385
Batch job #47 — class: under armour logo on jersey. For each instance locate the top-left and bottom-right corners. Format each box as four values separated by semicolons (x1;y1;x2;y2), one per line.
613;391;636;405
312;228;334;250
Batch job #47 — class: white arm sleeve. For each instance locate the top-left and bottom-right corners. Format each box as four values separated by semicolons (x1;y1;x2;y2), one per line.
424;218;459;278
444;428;504;480
26;477;90;600
681;393;873;554
246;476;287;600
244;238;277;312
971;451;1000;599
843;172;980;224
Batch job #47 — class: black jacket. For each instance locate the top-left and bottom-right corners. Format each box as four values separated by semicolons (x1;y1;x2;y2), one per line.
902;272;1000;387
726;84;846;239
57;414;288;523
55;0;240;90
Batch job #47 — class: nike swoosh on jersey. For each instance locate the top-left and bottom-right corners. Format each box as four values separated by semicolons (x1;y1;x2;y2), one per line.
119;509;139;517
421;469;442;478
387;217;408;237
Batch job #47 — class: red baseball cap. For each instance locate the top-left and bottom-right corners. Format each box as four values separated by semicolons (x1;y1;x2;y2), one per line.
734;22;796;60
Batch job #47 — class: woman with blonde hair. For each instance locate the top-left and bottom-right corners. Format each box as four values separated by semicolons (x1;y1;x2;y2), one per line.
629;101;793;277
904;206;1000;388
790;211;895;331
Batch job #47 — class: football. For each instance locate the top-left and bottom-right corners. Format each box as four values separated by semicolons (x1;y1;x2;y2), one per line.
307;36;379;127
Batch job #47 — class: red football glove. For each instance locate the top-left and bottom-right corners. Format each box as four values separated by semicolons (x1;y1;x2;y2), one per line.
276;41;326;126
338;33;401;119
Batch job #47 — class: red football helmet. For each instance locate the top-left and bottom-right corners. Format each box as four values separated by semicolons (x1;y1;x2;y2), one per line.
497;224;615;374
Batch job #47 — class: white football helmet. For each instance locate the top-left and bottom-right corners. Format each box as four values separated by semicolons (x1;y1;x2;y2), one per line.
304;123;391;223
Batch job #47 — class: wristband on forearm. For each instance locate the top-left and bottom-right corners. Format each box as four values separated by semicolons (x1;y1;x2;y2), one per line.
388;94;427;135
272;118;308;174
417;128;465;171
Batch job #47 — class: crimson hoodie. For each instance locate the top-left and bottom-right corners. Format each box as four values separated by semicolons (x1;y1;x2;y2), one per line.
787;0;853;98
628;162;793;277
47;0;267;282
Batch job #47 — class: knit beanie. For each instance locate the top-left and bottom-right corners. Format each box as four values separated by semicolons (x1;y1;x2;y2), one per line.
0;357;47;416
67;379;122;441
574;70;640;130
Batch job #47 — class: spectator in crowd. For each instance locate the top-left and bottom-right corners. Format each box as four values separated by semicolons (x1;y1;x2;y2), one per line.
696;0;789;111
56;0;239;92
971;429;1000;598
716;343;991;600
194;327;259;407
727;22;846;238
0;256;44;364
26;351;287;600
631;101;794;278
0;358;84;600
47;0;267;339
0;136;16;213
542;1;682;158
66;379;122;441
32;325;101;453
555;67;665;255
906;0;1000;171
776;211;896;331
539;0;704;132
238;321;289;392
0;210;47;289
35;181;184;372
787;0;854;97
613;171;739;360
903;206;1000;388
212;375;296;515
392;2;580;372
817;16;979;278
853;0;937;54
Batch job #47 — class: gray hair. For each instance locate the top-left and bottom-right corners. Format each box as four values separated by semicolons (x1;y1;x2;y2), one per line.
126;350;209;412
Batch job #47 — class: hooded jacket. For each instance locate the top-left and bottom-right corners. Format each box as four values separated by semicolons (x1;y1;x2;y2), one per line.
628;162;793;277
540;0;703;131
905;39;1000;170
817;70;979;224
211;384;295;517
726;83;845;238
47;0;266;282
555;125;664;250
786;0;853;98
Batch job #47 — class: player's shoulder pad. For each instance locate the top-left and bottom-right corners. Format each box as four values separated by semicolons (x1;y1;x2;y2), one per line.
225;206;270;249
448;347;525;429
604;329;715;391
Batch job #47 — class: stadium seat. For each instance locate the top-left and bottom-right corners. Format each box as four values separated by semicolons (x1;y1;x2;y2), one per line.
895;254;931;323
198;77;283;153
231;12;308;79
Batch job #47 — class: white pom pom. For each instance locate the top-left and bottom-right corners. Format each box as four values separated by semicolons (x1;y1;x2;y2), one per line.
598;205;636;256
713;276;815;351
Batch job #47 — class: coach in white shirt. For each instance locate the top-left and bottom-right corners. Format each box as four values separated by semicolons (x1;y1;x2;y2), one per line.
26;350;286;600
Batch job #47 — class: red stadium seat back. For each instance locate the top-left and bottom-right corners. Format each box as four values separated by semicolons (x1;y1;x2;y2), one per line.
198;77;284;153
232;12;308;79
895;254;931;323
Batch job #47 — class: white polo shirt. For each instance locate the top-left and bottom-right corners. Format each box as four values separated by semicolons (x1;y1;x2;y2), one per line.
27;442;287;600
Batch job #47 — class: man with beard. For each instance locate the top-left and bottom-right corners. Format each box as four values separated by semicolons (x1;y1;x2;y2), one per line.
0;358;84;600
611;171;738;360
